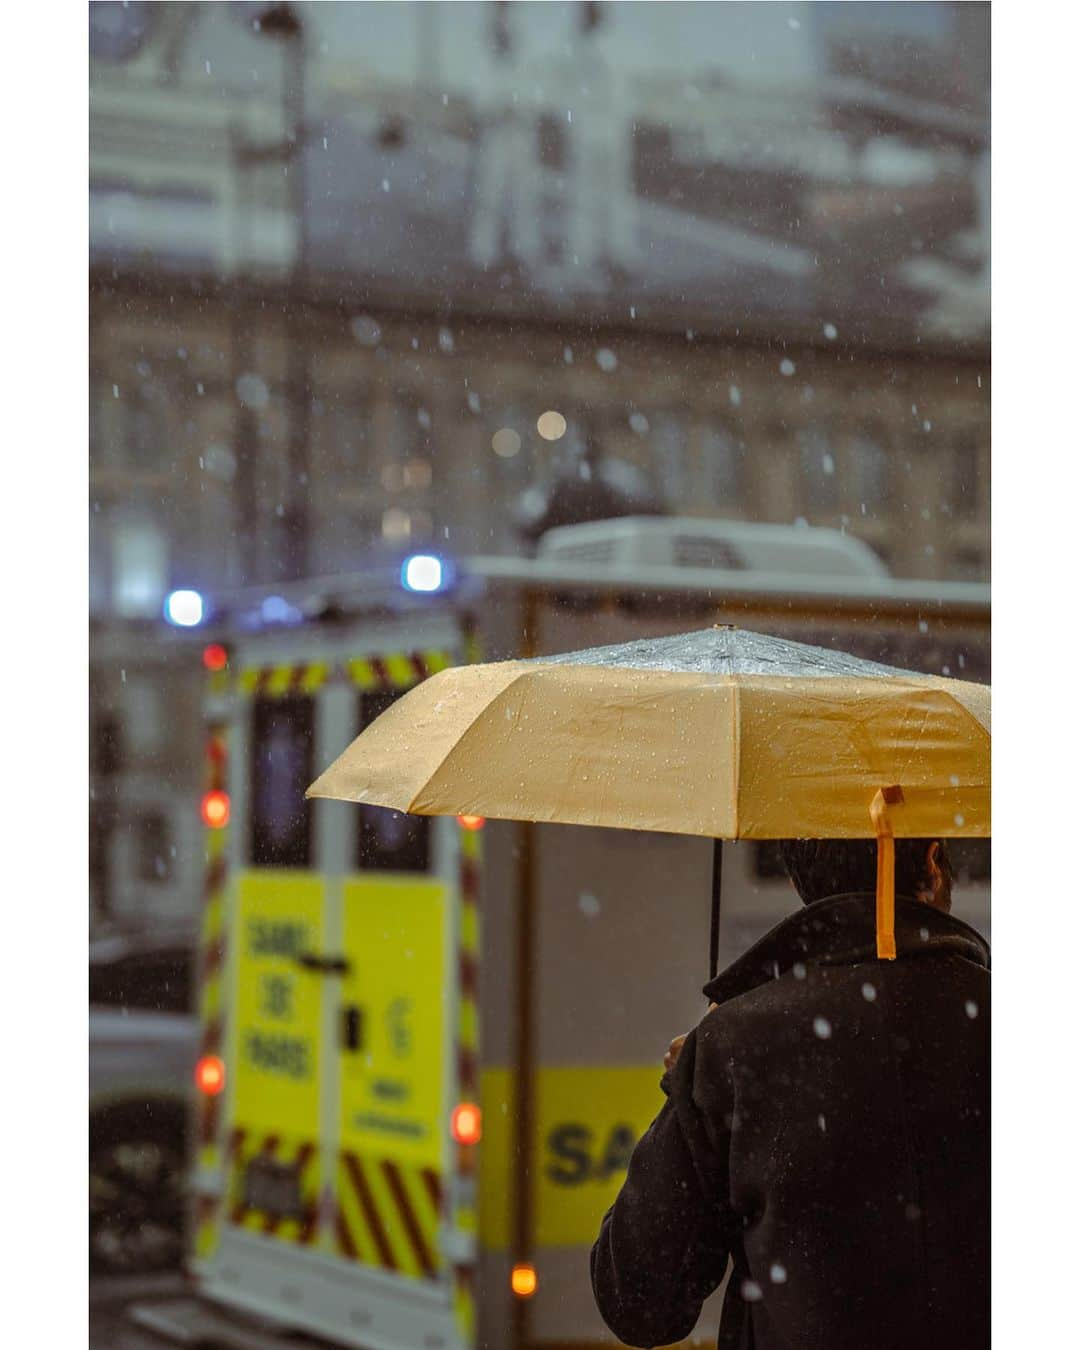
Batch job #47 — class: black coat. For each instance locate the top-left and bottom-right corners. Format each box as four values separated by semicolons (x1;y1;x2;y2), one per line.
591;894;990;1350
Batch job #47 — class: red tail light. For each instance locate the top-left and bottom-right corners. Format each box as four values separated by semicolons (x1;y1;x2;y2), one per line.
201;790;230;829
511;1263;538;1298
195;1055;226;1096
457;815;485;832
451;1101;482;1146
202;643;229;672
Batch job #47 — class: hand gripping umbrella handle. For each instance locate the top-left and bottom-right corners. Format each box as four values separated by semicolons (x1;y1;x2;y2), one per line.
870;786;904;961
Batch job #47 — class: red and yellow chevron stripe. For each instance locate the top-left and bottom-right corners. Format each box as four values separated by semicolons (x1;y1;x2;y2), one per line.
237;661;330;699
230;650;455;699
347;649;453;691
227;1130;320;1247
193;723;230;1263
334;1152;443;1281
453;819;482;1345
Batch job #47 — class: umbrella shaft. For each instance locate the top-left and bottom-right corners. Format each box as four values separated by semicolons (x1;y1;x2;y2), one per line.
710;838;724;982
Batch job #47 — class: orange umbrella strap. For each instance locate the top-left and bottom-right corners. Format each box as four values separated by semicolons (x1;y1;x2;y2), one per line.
870;786;904;961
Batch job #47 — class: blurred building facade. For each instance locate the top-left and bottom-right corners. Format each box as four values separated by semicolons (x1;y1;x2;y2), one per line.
89;0;989;928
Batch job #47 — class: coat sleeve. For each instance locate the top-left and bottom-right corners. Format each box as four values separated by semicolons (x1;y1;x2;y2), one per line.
590;1026;732;1349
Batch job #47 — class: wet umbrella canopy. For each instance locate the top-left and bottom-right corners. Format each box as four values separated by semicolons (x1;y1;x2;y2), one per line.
308;627;990;961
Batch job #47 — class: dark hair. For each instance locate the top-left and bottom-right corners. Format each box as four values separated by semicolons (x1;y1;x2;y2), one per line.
779;838;953;906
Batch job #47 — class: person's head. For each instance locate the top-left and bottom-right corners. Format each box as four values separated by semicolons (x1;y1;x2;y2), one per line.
778;837;953;912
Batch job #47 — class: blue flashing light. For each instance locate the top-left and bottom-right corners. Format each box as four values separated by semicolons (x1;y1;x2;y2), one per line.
402;554;450;594
164;589;205;628
260;594;302;625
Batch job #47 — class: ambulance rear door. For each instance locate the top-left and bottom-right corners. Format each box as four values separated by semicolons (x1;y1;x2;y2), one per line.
194;620;478;1350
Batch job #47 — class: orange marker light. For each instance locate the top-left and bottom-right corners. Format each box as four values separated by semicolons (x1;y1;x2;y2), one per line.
511;1263;538;1299
201;790;231;829
451;1102;482;1146
202;643;229;672
457;814;485;832
195;1055;226;1096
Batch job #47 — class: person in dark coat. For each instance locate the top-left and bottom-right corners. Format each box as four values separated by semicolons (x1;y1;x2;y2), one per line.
590;838;989;1350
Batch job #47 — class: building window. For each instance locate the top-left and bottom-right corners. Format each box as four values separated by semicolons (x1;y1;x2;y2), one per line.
652;412;690;503
850;430;890;514
702;424;743;506
324;394;372;481
952;432;980;519
380;395;435;543
123;380;172;477
797;426;839;514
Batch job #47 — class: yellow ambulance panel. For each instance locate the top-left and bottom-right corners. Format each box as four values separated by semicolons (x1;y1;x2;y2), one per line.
226;871;326;1246
480;1065;666;1250
332;877;450;1284
338;877;449;1167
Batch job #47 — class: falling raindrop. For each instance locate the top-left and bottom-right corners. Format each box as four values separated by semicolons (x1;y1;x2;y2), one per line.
793;962;807;980
235;373;269;409
629;411;649;435
729;384;742;407
492;429;521;458
965;1000;979;1020
861;983;877;1002
769;1263;788;1284
740;1280;763;1303
350;315;382;346
537;411;567;441
817;1114;827;1132
823;322;838;340
813;1016;832;1040
596;348;618;373
779;358;796;377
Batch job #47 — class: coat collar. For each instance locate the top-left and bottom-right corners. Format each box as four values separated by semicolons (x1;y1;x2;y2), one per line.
703;894;990;1009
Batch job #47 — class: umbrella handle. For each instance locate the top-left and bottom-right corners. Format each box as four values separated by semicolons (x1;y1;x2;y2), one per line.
871;786;904;961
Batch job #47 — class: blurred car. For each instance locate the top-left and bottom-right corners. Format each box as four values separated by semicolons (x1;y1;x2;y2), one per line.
89;924;198;1275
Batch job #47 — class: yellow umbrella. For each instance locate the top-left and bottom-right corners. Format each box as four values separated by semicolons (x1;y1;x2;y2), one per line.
308;627;990;960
